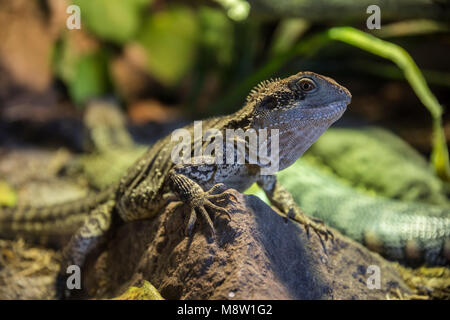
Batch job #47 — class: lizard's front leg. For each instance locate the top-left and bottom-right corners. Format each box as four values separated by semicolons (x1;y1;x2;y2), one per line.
258;175;333;242
168;158;236;236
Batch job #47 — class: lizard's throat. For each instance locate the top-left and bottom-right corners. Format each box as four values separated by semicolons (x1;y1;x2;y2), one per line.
276;122;331;170
274;109;345;170
252;102;347;171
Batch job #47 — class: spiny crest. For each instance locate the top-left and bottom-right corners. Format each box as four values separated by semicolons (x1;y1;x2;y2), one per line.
246;77;282;103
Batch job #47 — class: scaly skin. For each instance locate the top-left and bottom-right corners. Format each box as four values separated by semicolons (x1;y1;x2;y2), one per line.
308;127;449;206
0;71;351;298
274;159;450;266
71;125;450;267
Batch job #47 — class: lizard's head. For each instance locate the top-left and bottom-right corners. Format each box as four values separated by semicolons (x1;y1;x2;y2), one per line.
246;71;351;170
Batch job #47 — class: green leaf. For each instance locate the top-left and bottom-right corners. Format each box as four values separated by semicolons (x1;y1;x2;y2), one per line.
138;6;198;86
198;7;233;66
326;27;450;181
52;34;111;106
69;51;110;105
74;0;151;44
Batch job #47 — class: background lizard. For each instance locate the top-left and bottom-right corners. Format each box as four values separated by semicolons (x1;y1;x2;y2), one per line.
257;158;450;266
0;71;351;298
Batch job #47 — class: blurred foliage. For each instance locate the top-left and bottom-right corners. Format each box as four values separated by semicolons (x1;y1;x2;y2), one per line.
137;6;199;86
1;0;449;300
269;18;310;56
54;45;111;105
213;0;251;21
53;2;237;104
217;25;450;181
358;62;450;89
372;19;450;38
52;28;111;105
69;51;111;105
0;182;16;207
198;7;234;67
73;0;151;44
326;27;450;181
47;1;450;181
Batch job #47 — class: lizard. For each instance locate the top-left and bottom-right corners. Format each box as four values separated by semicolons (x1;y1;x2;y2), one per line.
307;127;449;206
259;158;450;266
0;71;352;298
71;115;450;267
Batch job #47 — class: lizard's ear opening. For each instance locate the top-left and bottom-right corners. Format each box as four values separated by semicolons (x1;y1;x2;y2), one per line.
257;95;277;110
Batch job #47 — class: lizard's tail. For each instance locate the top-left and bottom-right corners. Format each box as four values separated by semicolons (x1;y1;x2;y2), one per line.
0;186;116;241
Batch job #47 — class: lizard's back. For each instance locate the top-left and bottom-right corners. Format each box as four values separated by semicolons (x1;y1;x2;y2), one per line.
0;116;229;242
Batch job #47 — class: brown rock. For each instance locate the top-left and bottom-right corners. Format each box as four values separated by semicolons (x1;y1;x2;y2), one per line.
85;190;411;300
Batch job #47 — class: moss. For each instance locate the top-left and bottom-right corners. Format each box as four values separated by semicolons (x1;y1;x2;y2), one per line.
395;264;450;300
112;281;164;300
0;181;17;207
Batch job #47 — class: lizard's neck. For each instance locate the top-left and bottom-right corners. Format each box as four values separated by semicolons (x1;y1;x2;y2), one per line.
216;100;345;173
251;104;346;171
276;121;333;170
220;106;254;131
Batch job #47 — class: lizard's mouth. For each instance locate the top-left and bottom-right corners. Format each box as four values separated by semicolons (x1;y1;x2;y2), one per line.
258;99;349;130
316;100;348;120
293;100;348;123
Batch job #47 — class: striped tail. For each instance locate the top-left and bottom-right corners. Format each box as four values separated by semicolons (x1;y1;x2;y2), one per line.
0;186;116;242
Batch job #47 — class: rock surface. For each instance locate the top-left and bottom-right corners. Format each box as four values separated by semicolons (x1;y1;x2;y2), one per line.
84;190;411;300
0;149;413;300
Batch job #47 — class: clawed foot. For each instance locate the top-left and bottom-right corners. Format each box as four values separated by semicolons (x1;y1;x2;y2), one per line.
174;183;236;236
287;208;334;249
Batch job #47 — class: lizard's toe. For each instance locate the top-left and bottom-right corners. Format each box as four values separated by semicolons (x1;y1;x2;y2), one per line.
204;200;232;220
206;183;227;195
184;186;234;236
305;220;334;242
287;207;334;251
185;208;197;236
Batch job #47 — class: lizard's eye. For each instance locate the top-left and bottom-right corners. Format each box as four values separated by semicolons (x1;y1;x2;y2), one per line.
298;78;316;92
